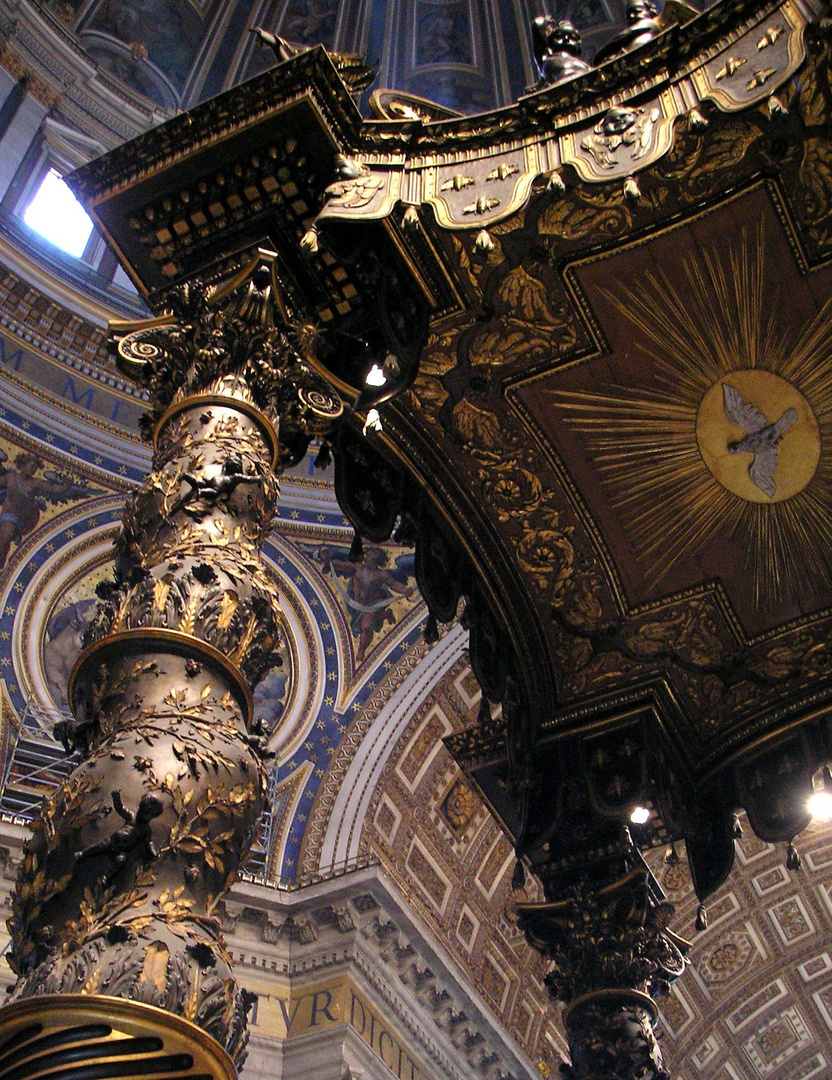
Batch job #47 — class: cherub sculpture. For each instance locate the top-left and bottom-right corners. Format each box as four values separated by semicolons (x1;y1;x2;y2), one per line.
594;0;661;64
75;789;164;886
174;456;258;517
532;17;591;86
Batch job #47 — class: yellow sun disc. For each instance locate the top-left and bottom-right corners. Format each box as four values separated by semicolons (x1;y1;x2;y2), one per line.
696;369;820;503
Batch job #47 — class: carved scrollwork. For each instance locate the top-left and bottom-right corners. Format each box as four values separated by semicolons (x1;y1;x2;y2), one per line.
297;384;345;431
116;330;165;377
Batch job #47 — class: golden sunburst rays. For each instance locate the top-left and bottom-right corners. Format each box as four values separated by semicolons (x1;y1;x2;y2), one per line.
551;226;832;616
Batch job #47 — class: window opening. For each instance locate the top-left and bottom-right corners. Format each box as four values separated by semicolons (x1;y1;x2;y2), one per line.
22;168;94;257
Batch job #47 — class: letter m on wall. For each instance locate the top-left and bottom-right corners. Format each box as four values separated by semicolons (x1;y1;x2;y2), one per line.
62;376;95;409
0;335;24;370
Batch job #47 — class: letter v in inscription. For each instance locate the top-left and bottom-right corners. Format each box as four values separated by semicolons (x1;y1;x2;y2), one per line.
277;996;303;1034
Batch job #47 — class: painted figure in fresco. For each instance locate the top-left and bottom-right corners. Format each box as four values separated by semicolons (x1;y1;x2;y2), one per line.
282;0;339;47
0;450;101;572
252;665;288;728
416;0;472;65
94;0;194;84
315;545;416;665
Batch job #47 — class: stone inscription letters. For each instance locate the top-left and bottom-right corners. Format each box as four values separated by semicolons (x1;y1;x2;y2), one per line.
252;980;425;1080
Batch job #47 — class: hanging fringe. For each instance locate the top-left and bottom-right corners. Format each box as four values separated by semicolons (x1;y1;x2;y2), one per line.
512;858;526;891
478;696;491;726
474;229;495;254
731;815;743;839
423;612;439;645
348;532;364;562
695;904;708;932
313;442;332;470
787;841;802;871
687;107;708;130
623;175;641;202
665;842;679;866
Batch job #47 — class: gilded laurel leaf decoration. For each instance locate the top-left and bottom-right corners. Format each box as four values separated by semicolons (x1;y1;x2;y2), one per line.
469;325;530;368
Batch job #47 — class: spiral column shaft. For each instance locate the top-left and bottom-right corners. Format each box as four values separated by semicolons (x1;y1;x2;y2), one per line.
5;267;341;1070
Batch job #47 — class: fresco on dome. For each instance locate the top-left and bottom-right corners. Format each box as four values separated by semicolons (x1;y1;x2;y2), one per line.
82;41;178;109
85;0;205;88
300;541;418;666
415;0;473;66
408;68;492;112
545;0;614;32
280;0;339;47
252;662;289;730
0;437;106;576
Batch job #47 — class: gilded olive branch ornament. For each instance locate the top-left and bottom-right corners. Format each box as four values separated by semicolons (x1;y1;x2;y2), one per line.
7;254;343;1066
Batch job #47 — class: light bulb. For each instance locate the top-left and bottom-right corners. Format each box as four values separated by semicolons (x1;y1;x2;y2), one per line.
364;363;386;387
363;408;382;435
808;790;832;821
630;806;650;825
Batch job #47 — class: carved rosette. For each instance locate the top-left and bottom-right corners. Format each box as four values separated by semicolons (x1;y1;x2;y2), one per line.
517;868;688;1080
7;262;342;1067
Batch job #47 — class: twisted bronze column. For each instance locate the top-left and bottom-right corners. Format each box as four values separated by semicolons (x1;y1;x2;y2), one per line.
4;259;341;1073
518;850;689;1080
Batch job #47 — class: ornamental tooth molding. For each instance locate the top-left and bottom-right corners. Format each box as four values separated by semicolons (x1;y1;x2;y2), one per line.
355;922;528;1080
0;42;61;108
0;2;169;144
